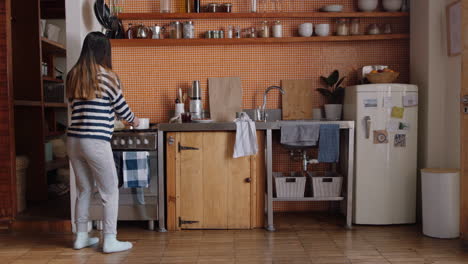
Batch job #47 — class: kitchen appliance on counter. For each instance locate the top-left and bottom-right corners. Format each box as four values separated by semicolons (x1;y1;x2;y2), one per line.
190;80;203;119
344;84;418;225
86;128;165;231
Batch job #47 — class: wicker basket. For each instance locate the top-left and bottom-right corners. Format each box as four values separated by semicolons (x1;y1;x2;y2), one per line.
307;171;343;197
366;71;400;84
16;156;29;213
273;172;307;198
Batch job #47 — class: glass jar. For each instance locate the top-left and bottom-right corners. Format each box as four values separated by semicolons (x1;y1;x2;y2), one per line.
170;21;183;39
224;3;233;12
383;24;392;34
160;0;171;13
183;21;194;39
272;21;282;38
350;18;360;35
259;21;270;38
336;18;349;36
367;23;380;35
207;3;220;12
226;25;233;38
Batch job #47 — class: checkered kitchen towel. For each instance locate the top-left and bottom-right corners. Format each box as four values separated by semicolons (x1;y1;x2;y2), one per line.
123;151;150;188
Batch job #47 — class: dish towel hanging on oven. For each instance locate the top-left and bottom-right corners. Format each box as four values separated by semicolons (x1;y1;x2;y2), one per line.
233;112;258;158
122;151;150;188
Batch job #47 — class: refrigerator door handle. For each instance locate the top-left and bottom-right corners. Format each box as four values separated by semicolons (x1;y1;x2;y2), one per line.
364;116;371;139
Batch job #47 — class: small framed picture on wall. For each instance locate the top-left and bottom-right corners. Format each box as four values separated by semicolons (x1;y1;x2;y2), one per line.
446;0;462;56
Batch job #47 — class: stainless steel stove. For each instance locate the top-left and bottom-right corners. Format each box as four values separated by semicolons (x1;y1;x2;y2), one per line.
90;128;165;231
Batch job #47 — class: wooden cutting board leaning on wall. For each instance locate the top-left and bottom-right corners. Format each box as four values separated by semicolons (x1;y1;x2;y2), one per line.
281;80;315;120
208;77;242;122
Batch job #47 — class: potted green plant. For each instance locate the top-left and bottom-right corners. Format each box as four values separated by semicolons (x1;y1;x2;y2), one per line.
316;70;345;121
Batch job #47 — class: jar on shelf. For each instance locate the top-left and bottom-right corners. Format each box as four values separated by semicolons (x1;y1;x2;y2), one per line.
336;18;349;36
160;0;171;13
226;25;233;38
367;23;381;35
223;3;233;13
259;21;270;38
183;21;194;39
350;18;361;35
170;21;183;39
207;3;220;12
272;21;282;38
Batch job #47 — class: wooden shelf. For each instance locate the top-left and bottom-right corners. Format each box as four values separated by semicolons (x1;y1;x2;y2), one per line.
46;158;69;172
111;34;409;47
41;37;66;56
273;197;344;202
44;102;67;108
118;11;410;20
14;100;42;107
42;76;64;83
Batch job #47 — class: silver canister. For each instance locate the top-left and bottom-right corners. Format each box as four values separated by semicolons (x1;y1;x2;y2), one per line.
223;3;232;12
183;21;194;39
190;81;202;119
169;21;182;39
213;30;220;38
191;80;201;99
207;3;220;12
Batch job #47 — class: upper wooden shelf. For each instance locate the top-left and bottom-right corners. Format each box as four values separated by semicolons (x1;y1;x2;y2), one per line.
118;12;409;20
44;102;67;108
41;37;66;56
111;34;410;47
14;100;42;107
42;76;64;83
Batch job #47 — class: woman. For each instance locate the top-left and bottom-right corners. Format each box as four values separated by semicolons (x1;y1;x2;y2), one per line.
66;32;139;253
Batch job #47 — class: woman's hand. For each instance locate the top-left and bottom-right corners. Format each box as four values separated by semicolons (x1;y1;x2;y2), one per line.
132;117;140;128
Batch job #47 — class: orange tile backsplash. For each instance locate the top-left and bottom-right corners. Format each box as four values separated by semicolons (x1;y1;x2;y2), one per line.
111;0;410;212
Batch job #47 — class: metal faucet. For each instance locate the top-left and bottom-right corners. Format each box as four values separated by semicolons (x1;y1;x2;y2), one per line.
257;86;285;122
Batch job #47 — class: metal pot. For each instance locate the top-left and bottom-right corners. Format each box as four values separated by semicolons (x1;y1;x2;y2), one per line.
151;25;165;39
136;25;153;39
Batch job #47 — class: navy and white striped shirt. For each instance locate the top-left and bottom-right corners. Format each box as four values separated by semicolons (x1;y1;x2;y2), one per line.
67;68;135;142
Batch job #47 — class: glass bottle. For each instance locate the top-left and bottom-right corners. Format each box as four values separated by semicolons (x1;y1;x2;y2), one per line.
336;18;349;36
250;0;257;12
160;0;171;13
185;0;192;13
350;18;361;35
226;25;233;38
260;21;270;38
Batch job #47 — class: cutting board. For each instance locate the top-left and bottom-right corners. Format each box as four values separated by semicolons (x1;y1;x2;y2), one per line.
208;77;242;122
281;80;315;120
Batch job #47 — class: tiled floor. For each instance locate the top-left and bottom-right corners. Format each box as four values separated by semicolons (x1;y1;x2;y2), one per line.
1;213;467;264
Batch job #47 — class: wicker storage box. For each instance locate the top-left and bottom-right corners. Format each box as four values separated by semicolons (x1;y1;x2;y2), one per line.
366;71;400;84
307;172;343;197
273;172;307;198
16;156;29;213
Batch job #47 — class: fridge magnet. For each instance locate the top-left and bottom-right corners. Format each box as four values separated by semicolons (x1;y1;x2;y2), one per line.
386;120;400;133
391;107;404;119
394;134;406;147
399;122;410;131
383;96;393;108
403;94;418;107
373;130;388;144
364;98;378;107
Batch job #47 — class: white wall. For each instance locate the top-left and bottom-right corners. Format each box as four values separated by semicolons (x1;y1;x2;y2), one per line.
411;0;461;170
65;0;102;232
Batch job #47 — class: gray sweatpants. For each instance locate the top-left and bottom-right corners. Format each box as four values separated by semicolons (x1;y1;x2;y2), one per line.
67;137;119;234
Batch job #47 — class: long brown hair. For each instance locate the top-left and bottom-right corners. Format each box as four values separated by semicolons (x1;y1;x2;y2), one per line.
66;32;113;100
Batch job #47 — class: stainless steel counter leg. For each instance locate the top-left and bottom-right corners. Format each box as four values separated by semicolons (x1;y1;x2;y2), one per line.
346;127;355;229
157;130;167;232
265;129;275;231
148;220;155;230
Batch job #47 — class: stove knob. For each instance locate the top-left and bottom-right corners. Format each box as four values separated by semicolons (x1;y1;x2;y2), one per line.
136;139;141;145
120;139;126;145
143;139;149;145
128;139;133;145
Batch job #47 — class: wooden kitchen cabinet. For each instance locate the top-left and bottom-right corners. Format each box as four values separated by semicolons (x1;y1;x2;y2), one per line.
166;131;265;230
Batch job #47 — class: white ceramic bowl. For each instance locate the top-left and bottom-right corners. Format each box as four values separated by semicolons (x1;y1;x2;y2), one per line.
321;5;343;12
135;118;150;129
358;0;378;12
315;24;330;36
382;0;402;11
298;23;313;37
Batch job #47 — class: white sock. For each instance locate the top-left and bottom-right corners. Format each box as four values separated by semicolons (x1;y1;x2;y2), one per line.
73;232;99;250
103;234;133;253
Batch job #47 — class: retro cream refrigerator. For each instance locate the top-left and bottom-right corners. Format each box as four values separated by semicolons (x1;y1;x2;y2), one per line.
344;84;418;225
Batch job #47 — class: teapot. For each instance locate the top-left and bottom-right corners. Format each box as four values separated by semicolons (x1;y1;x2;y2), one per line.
135;24;153;39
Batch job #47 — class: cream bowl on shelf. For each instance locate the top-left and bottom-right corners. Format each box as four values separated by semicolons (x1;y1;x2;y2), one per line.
358;0;378;12
315;24;330;36
383;0;403;11
298;23;313;37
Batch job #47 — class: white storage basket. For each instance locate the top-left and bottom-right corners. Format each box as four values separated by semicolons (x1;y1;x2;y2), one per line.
273;172;307;198
308;172;343;197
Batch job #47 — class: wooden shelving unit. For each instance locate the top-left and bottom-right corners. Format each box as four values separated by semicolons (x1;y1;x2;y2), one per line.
41;37;66;56
118;11;409;20
42;76;63;83
14;100;42;107
111;34;410;47
44;102;67;108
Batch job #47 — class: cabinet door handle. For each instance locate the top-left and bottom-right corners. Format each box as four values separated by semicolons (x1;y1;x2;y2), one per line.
245;178;252;183
178;143;199;152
